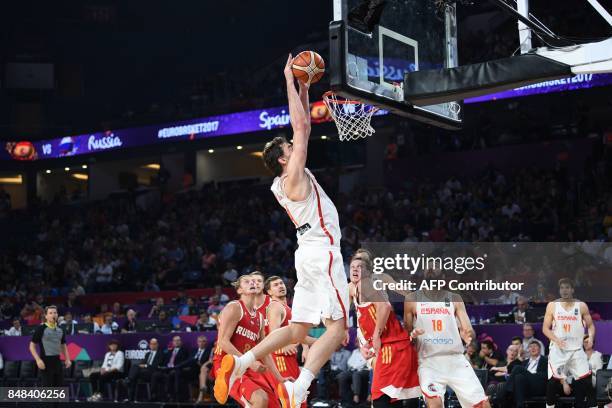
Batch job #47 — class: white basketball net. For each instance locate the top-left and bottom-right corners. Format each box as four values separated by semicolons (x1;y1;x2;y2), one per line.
323;92;379;142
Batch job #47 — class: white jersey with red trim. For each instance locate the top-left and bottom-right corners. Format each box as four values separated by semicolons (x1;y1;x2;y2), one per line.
414;291;464;359
271;168;341;248
552;302;584;351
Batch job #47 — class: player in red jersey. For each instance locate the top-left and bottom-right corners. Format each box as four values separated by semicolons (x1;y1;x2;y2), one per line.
263;275;319;408
250;271;271;320
212;275;288;407
349;250;421;407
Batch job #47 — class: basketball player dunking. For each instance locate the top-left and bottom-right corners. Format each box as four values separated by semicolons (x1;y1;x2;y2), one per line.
264;275;317;408
214;54;349;408
542;278;595;408
349;250;421;408
404;270;490;408
212;275;287;408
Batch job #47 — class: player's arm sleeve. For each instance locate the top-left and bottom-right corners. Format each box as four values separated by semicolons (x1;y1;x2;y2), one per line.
31;325;43;344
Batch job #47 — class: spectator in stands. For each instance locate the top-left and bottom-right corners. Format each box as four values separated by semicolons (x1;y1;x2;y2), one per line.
521;324;545;355
174;335;212;402
221;261;238;285
88;339;125;401
206;296;223;316
121;309;137;333
154;335;190;402
123;338;165;402
5;318;22;336
94;255;114;292
501;340;548;408
179;297;197;316
480;340;501;369
112;302;124;318
95;303;112;325
512;296;537;324
0;297;15;320
60;311;78;335
64;291;80;308
220;237;236;261
192;311;216;331
429;218;448;242
583;334;603;388
148;297;164;318
144;278;160;292
317;344;351;401
20;300;43;325
201;245;217;273
344;337;370;405
81;313;101;334
465;342;484;368
156;310;171;328
99;315;119;335
510;336;525;361
213;285;230;304
491;344;522;381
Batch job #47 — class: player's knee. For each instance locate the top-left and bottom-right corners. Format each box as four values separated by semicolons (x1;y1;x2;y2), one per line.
249;390;268;408
288;323;309;343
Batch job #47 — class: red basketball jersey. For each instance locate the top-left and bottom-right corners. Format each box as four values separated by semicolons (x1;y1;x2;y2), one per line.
256;295;271;326
213;300;262;374
356;301;409;344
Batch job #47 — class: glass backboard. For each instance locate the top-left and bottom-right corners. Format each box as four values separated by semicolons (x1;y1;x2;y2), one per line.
330;0;462;129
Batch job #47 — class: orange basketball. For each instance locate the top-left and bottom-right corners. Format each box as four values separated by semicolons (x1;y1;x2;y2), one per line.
292;51;325;84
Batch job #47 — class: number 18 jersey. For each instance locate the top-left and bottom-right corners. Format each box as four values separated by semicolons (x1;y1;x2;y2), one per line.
414;292;464;359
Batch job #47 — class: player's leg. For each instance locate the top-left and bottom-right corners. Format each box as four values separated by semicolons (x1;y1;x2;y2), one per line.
419;358;446;408
446;354;490;408
546;379;561;408
248;389;269;408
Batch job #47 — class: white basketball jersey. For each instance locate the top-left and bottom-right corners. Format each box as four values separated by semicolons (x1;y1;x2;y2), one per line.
271;168;341;247
552;302;584;351
414;292;464;359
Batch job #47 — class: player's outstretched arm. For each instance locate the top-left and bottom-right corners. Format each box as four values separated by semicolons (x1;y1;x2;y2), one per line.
403;292;419;337
217;303;244;357
581;302;595;349
283;54;311;201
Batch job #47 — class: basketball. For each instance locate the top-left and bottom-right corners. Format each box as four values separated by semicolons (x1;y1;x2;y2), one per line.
292;51;325;84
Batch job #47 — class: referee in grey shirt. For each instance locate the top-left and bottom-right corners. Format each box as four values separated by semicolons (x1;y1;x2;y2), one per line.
29;305;72;386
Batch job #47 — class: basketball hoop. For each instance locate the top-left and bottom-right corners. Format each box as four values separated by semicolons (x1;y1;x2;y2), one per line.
323;91;379;142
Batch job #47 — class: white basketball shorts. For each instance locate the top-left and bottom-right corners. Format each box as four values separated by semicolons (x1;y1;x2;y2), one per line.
419;354;487;407
291;246;349;326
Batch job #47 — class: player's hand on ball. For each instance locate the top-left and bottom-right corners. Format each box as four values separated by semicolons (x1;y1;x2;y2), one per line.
36;359;46;370
284;54;295;83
